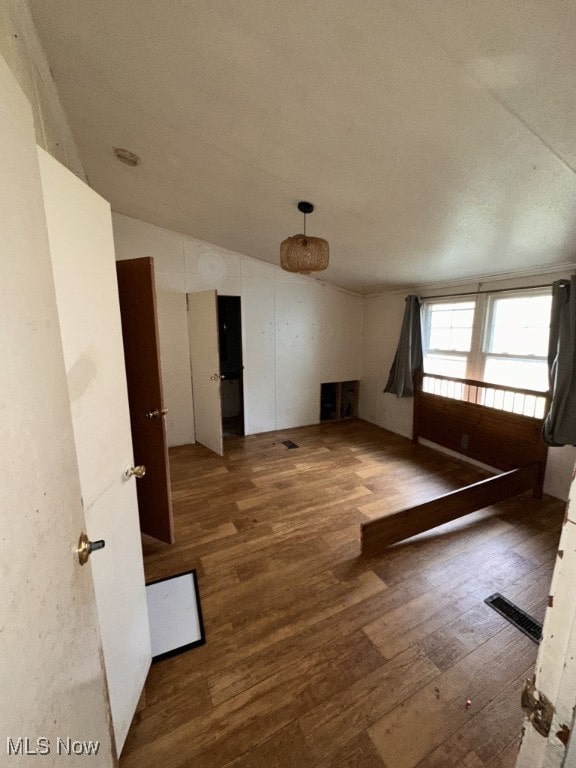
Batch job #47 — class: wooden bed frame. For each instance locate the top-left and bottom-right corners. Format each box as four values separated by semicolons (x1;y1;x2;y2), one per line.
361;372;550;555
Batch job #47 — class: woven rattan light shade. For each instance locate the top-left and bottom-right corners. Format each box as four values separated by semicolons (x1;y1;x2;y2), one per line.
280;235;329;274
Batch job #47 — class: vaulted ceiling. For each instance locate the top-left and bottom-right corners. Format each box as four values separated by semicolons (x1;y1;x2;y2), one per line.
30;1;576;293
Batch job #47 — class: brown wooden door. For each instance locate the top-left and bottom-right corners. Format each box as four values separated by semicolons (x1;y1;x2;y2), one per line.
116;257;174;543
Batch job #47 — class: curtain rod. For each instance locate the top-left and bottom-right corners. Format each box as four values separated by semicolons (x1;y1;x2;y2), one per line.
420;282;558;301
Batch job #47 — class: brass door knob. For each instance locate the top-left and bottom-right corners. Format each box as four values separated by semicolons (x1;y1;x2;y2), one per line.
77;533;106;566
124;465;146;479
145;408;168;419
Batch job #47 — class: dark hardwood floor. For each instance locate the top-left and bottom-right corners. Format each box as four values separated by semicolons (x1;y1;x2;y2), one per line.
120;419;565;768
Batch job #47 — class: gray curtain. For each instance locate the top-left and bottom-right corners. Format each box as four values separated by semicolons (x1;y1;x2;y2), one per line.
542;276;576;446
384;294;423;398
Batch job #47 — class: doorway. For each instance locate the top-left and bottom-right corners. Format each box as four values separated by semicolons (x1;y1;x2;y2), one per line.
217;296;244;437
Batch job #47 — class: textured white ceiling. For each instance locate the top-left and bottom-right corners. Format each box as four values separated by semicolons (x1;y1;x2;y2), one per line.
30;0;576;293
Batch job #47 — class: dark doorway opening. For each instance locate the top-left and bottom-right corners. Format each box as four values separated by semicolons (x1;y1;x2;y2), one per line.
217;296;244;437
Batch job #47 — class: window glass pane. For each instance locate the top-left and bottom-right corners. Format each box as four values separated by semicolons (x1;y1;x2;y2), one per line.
424;354;468;378
432;305;475;328
429;328;452;350
484;356;549;391
426;301;475;352
429;326;472;352
450;328;474;351
487;294;552;356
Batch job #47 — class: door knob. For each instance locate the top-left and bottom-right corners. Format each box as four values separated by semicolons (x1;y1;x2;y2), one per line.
77;533;106;566
124;464;146;480
210;374;218;381
145;408;168;419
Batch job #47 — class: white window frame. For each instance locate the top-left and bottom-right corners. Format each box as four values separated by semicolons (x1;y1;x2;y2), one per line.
479;288;551;391
421;297;480;380
422;287;552;391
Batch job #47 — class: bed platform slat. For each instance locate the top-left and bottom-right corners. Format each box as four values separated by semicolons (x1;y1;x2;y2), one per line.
361;462;542;555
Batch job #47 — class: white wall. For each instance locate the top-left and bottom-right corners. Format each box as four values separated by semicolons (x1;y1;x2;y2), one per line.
359;270;576;500
112;213;363;444
361;292;415;439
0;0;85;179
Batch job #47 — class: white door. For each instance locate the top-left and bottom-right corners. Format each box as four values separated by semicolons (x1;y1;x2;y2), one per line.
0;55;115;763
516;463;576;767
187;290;224;456
38;149;151;753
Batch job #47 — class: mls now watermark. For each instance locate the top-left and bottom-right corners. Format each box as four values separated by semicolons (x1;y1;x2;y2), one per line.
7;737;101;757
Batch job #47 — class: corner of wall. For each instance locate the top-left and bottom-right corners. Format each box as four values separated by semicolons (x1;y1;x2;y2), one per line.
0;0;86;180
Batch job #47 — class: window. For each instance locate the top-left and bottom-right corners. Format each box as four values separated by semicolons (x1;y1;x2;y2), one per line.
482;292;552;391
422;288;552;392
422;301;475;379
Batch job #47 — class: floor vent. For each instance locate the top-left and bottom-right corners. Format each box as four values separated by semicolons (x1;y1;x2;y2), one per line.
485;593;542;644
282;440;299;449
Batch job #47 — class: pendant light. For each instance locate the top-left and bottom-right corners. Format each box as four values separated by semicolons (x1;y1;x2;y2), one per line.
280;201;329;274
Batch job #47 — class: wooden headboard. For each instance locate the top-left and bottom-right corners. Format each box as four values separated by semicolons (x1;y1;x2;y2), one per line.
361;373;550;554
413;372;549;473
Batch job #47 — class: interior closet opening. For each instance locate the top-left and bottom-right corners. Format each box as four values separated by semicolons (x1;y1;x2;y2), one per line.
218;296;244;437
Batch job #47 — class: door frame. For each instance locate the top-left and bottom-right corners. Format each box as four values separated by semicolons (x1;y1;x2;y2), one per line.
516;466;576;767
217;294;245;437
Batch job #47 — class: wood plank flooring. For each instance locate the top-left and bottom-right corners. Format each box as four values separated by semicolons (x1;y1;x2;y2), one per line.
120;420;565;768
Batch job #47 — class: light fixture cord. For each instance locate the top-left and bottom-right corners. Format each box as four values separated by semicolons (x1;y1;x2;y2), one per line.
303;211;307;237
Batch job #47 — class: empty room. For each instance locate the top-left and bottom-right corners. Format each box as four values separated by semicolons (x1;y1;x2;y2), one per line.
2;2;576;767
